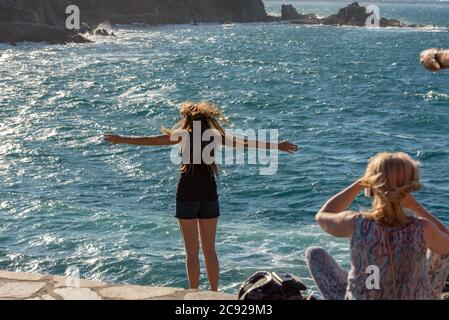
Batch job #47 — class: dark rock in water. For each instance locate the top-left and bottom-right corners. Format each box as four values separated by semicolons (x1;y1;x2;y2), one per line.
321;2;369;26
94;28;108;36
265;15;281;23
80;22;93;34
281;5;302;21
321;2;411;27
94;28;115;37
280;2;420;28
380;18;402;28
92;22;116;36
0;22;91;44
0;0;268;44
70;32;92;43
281;4;320;25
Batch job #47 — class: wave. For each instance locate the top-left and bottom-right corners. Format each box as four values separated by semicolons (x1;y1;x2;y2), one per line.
418;91;449;101
384;25;447;33
0;50;14;62
328;24;445;32
0;43;16;50
290;23;447;33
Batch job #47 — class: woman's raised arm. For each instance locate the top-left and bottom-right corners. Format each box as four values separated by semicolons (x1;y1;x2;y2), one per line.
104;134;180;146
315;179;363;238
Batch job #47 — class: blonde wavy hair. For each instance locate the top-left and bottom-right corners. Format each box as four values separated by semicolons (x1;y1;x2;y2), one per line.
361;152;422;227
162;101;228;175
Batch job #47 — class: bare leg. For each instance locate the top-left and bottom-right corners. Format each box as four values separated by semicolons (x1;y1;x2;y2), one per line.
178;219;200;289
199;218;219;291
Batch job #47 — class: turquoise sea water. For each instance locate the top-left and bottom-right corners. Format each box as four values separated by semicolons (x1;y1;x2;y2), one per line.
1;1;449;295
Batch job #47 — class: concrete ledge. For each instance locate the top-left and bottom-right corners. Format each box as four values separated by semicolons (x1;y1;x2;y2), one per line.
0;270;236;300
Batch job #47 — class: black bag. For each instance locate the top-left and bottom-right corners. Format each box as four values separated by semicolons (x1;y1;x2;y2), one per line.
238;271;308;300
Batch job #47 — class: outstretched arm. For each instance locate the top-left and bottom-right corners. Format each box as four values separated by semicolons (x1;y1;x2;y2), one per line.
315;179;363;238
224;135;299;154
104;134;180;146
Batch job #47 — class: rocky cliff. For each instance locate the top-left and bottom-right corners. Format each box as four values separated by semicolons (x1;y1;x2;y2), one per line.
0;1;425;44
0;0;268;44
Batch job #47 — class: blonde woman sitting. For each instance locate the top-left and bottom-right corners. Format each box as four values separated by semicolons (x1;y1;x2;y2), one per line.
307;152;449;300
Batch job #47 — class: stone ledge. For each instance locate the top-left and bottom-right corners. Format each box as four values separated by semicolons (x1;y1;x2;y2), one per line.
0;270;236;300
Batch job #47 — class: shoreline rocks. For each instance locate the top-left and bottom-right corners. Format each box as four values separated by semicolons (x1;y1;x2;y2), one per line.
280;4;321;25
0;1;426;45
321;2;415;27
0;0;268;44
284;2;424;28
93;22;116;37
0;22;92;44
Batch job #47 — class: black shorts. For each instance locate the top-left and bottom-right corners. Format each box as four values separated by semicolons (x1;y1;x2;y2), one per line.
175;200;220;220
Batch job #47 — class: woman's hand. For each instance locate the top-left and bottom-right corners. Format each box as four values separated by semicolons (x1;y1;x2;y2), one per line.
278;141;299;154
104;134;123;144
420;48;442;72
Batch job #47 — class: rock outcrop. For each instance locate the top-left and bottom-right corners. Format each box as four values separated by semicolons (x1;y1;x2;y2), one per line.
0;1;425;44
94;28;115;37
0;0;268;44
280;4;320;24
321;2;370;26
287;2;423;28
0;22;92;44
321;2;406;27
281;5;302;21
0;0;267;26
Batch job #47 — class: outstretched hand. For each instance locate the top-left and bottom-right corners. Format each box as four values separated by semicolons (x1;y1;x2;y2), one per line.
420;48;442;72
104;134;122;144
278;141;299;154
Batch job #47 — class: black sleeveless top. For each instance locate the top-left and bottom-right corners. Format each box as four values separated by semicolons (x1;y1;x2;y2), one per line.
176;131;219;202
176;165;218;201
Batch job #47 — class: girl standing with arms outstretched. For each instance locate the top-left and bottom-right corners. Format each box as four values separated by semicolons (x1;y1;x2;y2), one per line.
105;101;298;291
